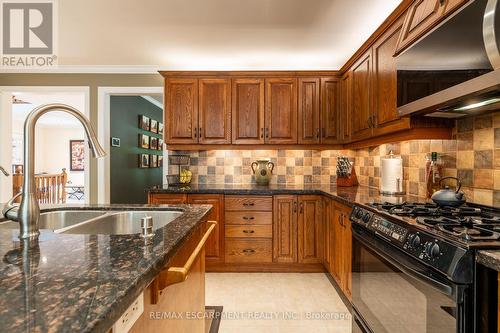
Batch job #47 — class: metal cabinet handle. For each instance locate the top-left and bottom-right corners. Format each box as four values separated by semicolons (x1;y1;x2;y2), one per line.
265;128;269;139
242;216;255;220
159;221;216;289
242;230;255;234
243;202;255;207
316;128;320;139
299;202;304;214
242;249;256;254
198;127;202;138
260;128;264;139
439;0;445;5
293;201;297;213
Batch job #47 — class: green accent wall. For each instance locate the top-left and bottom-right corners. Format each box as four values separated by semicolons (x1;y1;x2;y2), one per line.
110;96;163;204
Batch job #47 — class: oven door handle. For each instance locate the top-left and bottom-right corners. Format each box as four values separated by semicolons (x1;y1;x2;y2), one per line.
353;226;454;297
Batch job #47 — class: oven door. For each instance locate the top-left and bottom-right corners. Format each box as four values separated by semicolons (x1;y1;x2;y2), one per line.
351;224;472;333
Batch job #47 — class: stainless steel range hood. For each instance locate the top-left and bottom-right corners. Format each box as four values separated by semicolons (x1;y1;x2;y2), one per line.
397;0;500;118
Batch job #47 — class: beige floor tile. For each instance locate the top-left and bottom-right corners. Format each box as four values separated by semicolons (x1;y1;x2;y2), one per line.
206;273;352;333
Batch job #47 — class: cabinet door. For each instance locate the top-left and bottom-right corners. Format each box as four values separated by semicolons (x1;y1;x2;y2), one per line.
188;194;224;264
331;207;343;286
351;52;373;141
232;78;265;144
298;196;322;264
298;78;321;144
343;213;352;300
198;79;231;144
372;17;411;136
340;73;352;143
395;0;445;55
148;193;187;205
320;77;340;144
265;78;298;144
273;195;298;263
165;78;198;144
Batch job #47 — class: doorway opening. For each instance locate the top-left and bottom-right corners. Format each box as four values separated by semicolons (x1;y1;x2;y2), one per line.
0;87;90;204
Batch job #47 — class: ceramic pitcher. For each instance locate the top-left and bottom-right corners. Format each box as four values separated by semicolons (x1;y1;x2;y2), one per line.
251;159;275;185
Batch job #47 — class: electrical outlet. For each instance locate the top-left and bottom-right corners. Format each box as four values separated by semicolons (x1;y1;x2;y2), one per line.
113;292;144;333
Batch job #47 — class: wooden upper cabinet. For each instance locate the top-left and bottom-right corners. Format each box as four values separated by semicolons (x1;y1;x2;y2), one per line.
351;51;373;141
372;17;411;136
231;78;265;144
298;196;322;264
265;78;298;144
395;0;467;55
273;195;298;263
321;77;340;144
165;78;198;144
298;78;320;144
198;78;231;144
340;73;352;143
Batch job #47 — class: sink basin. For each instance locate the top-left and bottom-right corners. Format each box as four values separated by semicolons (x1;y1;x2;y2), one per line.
60;210;183;235
0;210;106;230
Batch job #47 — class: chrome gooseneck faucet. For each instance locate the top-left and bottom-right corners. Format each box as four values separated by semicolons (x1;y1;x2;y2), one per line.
2;104;106;240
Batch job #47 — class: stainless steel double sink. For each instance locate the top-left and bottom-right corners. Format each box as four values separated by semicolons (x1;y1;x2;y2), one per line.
0;209;183;235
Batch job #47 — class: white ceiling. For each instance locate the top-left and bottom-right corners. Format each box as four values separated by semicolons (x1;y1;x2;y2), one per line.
12;92;86;127
57;0;403;70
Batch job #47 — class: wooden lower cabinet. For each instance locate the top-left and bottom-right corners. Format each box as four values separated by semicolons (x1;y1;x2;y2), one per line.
129;224;206;333
188;194;225;264
329;200;352;300
273;195;323;264
148;193;187;205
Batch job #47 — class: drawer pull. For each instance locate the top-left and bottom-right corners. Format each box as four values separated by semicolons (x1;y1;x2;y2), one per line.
159;221;216;289
243;202;255;207
242;230;255;234
242;216;255;220
242;249;256;254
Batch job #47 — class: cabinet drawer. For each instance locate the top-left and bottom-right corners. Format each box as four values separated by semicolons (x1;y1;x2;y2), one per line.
225;239;272;263
225;211;272;225
225;225;272;239
225;196;272;211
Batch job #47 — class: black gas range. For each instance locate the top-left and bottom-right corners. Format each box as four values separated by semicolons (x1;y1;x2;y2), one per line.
350;201;500;333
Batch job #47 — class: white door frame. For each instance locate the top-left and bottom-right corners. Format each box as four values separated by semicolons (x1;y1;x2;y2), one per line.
0;86;91;204
97;87;164;204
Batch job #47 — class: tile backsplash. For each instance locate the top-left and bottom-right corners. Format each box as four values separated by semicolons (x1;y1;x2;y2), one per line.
354;113;500;206
168;149;354;185
168;113;499;206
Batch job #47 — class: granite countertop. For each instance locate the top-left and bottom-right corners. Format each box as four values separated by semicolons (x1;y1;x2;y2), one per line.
148;183;425;207
0;204;212;333
476;250;500;271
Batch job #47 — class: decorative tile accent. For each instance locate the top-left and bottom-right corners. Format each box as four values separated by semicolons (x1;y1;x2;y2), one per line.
166;114;498;206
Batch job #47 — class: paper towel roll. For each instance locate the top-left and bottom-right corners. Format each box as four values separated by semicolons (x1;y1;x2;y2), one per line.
380;156;403;194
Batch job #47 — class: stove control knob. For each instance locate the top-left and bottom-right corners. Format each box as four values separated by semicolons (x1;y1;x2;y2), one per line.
355;208;363;219
362;212;371;223
425;243;440;258
409;234;421;248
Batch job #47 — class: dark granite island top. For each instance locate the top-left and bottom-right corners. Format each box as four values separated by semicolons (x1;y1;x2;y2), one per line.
148;183;426;208
476;250;500;271
0;204;212;333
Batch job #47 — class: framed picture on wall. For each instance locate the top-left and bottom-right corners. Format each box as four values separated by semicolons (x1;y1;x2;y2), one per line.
70;140;85;171
158;138;164;151
139;154;149;168
158;155;163;167
158;122;164;134
150;137;158;150
139;115;150;131
139;134;150;149
150;119;158;134
150;154;158;168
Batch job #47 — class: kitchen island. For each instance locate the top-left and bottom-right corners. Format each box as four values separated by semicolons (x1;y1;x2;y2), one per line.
0;204;212;333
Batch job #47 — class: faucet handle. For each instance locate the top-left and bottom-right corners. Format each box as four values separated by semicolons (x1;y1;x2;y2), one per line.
3;192;22;220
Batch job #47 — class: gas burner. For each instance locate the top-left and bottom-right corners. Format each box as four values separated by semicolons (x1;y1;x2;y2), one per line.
435;224;500;241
